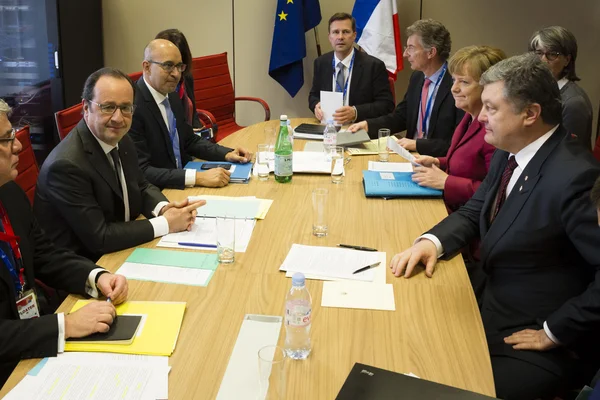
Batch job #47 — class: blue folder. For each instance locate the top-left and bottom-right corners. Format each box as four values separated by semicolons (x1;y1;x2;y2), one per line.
185;161;253;183
362;170;443;198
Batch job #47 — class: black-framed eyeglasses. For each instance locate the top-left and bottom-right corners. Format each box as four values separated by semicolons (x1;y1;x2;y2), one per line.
532;50;562;62
147;60;187;73
89;100;136;116
0;128;16;146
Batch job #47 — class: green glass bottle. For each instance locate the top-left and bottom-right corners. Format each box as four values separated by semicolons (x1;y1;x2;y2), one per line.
274;115;293;183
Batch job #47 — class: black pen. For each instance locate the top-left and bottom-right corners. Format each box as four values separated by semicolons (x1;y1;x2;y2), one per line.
352;262;381;275
338;244;378;252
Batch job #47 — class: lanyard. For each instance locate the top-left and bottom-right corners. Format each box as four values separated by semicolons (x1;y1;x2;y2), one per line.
0;204;25;296
332;51;356;105
420;63;447;135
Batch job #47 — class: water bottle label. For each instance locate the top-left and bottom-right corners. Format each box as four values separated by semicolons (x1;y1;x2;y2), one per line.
285;304;311;327
274;154;292;176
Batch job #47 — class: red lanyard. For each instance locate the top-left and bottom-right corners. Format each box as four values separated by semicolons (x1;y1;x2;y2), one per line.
0;203;25;293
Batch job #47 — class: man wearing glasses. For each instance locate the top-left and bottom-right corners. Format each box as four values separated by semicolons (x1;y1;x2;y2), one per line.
129;39;251;189
35;68;203;262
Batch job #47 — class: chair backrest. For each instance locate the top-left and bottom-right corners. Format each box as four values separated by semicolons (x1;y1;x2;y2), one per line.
14;126;39;205
190;53;236;128
129;71;142;82
388;76;396;104
55;102;83;141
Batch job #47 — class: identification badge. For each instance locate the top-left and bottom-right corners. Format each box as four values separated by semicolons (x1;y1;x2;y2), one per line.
16;289;40;319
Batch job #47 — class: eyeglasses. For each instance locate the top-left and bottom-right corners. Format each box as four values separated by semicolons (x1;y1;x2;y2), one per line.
0;128;16;147
89;101;136;116
147;60;187;73
532;50;562;62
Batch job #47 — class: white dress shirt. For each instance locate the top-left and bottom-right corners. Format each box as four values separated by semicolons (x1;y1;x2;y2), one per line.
331;48;358;121
144;77;196;187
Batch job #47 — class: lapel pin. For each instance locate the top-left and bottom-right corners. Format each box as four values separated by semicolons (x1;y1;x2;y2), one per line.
524;176;528;181
519;185;523;192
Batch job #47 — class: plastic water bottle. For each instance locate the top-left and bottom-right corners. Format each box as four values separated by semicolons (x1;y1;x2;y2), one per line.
284;273;312;359
323;119;337;152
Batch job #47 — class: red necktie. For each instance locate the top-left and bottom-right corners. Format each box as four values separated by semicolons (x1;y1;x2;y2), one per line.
417;78;432;139
492;156;518;221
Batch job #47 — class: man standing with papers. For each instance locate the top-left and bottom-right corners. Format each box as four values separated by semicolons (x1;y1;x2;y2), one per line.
309;13;394;125
35;68;204;262
0;99;127;387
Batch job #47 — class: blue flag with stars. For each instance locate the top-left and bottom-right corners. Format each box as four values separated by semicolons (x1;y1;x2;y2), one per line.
268;0;321;97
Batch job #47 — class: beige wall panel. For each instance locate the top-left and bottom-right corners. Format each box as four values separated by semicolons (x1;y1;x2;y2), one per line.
423;0;600;145
102;0;234;77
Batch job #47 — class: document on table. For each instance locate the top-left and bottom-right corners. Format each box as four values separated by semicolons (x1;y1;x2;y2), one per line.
387;136;420;165
118;262;214;286
322;281;395;311
346;137;395;155
368;161;414;172
188;195;262;219
320;90;343;124
280;244;385;282
4;352;170;400
158;217;256;252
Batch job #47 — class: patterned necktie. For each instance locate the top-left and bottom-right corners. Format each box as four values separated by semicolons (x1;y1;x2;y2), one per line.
161;98;182;169
108;148;123;194
336;62;345;93
417;78;432;139
492;155;519;221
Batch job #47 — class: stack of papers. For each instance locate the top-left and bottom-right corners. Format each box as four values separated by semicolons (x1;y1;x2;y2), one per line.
65;300;186;356
4;353;169;400
158;217;256;253
116;248;219;286
346;137;395;155
368;160;413;172
188;195;273;219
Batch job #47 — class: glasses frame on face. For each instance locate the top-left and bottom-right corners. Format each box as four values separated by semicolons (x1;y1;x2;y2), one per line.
88;100;136;116
532;50;562;62
0;128;16;148
147;60;187;73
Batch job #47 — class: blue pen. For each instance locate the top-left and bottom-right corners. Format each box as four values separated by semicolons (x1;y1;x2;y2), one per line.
178;242;217;249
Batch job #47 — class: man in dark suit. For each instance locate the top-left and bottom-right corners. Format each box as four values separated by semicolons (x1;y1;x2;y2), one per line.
0;99;128;386
390;54;600;399
308;12;394;125
129;39;251;190
35;68;202;262
349;19;464;156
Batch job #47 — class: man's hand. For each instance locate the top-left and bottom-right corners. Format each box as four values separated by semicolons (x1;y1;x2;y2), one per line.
412;165;448;190
390;239;438;278
413;155;439;168
314;102;324;121
348;120;368;133
195;168;231;187
163;199;205;233
64;301;116;339
333;106;356;125
96;273;128;304
398;138;417;151
225;147;252;164
504;329;558;351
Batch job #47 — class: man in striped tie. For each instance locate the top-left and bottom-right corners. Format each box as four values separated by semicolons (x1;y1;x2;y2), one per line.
389;53;600;399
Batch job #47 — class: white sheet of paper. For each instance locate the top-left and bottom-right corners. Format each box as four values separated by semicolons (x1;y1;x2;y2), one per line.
387;136;420;165
158;217;256;252
322;281;395;311
368;161;413;172
280;244;385;282
320;90;343;124
117;262;213;286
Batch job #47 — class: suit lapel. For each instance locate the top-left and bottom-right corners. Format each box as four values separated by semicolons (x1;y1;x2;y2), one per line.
137;79;177;166
348;51;363;105
479;128;564;267
324;53;334;92
428;70;451;138
77;120;123;200
453;116;483;154
407;73;425;138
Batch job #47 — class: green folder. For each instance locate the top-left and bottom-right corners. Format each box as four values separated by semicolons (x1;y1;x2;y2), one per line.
125;248;219;271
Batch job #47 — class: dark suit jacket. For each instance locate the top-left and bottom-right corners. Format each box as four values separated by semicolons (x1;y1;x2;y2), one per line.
34;120;167;261
561;81;593;150
129;78;233;189
0;182;97;385
427;126;600;376
308;50;394;122
438;113;496;211
367;70;464;157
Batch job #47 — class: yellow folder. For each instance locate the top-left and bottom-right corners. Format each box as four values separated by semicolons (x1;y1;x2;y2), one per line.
65;300;186;356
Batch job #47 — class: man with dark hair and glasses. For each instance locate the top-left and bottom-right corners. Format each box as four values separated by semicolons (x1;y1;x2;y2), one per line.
0;99;128;386
35;68;204;262
129;39;251;189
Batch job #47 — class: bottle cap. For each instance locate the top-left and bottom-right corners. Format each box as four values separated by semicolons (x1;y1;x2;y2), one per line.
280;115;288;121
292;272;305;286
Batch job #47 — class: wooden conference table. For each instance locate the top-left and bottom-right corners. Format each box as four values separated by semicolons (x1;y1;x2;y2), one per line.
1;118;495;399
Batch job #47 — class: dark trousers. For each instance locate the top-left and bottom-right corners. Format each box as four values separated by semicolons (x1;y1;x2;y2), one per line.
492;355;564;399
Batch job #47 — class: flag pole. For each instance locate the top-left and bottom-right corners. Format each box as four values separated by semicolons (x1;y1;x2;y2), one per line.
313;26;322;56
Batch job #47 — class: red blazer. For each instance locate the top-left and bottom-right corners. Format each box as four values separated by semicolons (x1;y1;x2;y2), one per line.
438;113;495;211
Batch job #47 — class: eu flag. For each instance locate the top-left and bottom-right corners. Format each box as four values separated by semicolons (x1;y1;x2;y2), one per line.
268;0;321;97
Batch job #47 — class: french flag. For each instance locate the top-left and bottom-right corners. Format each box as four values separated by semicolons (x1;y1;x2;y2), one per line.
352;0;404;80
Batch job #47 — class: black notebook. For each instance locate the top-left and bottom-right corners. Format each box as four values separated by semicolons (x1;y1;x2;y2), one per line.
336;363;497;400
67;315;142;345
